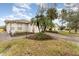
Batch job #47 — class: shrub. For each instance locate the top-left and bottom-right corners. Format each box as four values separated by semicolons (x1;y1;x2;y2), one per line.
59;26;65;30
26;32;53;40
46;31;59;34
35;32;51;40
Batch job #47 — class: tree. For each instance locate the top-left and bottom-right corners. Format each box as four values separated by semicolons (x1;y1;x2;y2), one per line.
60;9;67;27
46;8;58;31
31;14;54;32
69;11;79;33
31;15;41;32
59;26;65;30
31;6;57;32
65;11;73;33
31;4;57;32
62;10;79;33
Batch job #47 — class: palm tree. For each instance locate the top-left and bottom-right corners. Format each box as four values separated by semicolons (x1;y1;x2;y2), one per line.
31;15;41;32
46;8;58;31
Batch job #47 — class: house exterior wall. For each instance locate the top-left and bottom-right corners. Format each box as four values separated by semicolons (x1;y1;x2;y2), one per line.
6;22;39;34
27;24;39;33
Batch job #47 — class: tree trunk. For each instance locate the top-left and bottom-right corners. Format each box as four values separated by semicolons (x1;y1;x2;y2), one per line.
74;28;78;33
49;28;52;31
44;26;46;32
69;28;71;33
38;27;41;32
74;23;78;33
54;28;55;31
49;25;52;31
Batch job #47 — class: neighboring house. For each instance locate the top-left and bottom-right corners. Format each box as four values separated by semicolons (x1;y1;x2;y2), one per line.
0;26;5;32
5;19;39;35
52;23;60;31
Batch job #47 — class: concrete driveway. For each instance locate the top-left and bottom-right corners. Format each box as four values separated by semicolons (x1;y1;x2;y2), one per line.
0;32;27;40
0;32;11;40
45;32;79;43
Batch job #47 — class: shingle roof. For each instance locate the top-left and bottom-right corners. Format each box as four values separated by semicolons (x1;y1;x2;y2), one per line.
5;19;30;24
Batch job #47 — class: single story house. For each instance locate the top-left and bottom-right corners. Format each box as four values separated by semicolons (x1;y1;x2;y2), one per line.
5;19;39;36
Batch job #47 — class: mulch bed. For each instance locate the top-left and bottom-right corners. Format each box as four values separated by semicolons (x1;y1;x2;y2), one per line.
26;33;55;40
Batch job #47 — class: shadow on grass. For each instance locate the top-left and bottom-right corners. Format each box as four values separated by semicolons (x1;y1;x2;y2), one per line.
10;32;34;37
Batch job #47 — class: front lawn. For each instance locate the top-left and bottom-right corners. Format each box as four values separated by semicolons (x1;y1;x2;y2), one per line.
0;39;79;56
58;31;74;36
59;31;79;37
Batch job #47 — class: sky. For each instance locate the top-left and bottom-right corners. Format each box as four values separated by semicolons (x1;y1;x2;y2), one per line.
0;3;64;26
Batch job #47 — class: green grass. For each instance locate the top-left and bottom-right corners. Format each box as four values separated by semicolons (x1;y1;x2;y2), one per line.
0;39;79;56
59;31;79;37
59;31;72;36
72;33;79;37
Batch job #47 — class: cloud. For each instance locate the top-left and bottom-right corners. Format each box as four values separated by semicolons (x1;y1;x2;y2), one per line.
12;6;26;15
36;3;57;10
22;14;32;19
12;3;32;20
0;3;32;26
0;15;16;26
0;18;7;26
14;3;31;10
0;18;5;21
71;7;78;11
57;8;62;14
63;3;79;11
13;12;31;19
5;15;14;19
36;3;48;9
0;15;15;22
1;15;20;22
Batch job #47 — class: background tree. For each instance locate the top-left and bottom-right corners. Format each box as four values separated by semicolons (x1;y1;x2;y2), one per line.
68;11;79;33
65;11;73;33
61;9;79;33
60;9;67;29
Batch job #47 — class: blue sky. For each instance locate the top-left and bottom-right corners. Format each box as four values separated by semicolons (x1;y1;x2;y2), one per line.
0;3;64;26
